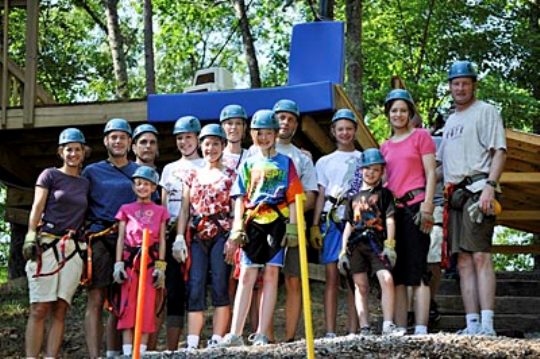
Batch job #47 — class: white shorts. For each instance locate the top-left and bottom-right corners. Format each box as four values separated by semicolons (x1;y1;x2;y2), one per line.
26;238;83;305
427;206;443;264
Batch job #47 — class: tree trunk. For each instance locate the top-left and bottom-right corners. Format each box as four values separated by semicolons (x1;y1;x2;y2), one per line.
144;0;156;95
231;0;261;88
8;223;26;280
103;0;129;99
319;0;335;20
345;0;363;115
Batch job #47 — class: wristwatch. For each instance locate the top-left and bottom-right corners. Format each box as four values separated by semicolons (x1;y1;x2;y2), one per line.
486;180;497;188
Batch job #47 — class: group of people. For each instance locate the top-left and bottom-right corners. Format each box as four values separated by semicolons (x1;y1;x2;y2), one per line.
22;60;506;358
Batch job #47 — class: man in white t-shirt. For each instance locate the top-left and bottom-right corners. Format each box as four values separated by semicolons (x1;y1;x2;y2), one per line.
437;60;506;336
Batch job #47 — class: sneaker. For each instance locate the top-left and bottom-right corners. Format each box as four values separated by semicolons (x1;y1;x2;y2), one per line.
207;338;219;348
359;326;374;336
456;327;480;335
324;332;337;339
382;324;406;336
477;328;497;337
216;333;244;347
248;333;269;346
429;301;441;324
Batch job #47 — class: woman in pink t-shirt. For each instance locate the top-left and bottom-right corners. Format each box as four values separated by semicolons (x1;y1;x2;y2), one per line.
380;89;436;335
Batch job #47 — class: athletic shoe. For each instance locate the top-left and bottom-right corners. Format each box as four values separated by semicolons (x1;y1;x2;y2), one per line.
248;333;269;346
216;333;244;347
477;328;497;337
382;324;406;336
456;327;480;335
359;326;374;335
207;338;220;348
324;332;337;339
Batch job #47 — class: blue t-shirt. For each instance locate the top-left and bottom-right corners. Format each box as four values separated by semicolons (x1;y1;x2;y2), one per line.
82;160;139;231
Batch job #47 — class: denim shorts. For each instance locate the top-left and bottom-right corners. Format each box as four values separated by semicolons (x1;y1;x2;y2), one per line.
240;247;284;268
186;234;231;312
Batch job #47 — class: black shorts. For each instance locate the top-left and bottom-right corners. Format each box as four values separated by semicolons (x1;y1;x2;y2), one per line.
350;241;386;275
88;233;117;289
392;203;431;286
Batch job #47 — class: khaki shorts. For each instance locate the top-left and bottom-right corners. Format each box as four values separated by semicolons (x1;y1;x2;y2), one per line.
427;206;443;263
26;238;83;305
350;241;386;275
449;197;496;254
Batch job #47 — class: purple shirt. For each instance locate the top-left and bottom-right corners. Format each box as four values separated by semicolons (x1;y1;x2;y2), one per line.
36;167;89;232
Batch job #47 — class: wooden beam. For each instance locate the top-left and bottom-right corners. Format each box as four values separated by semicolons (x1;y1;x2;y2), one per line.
0;1;26;8
0;144;38;184
5;206;29;226
300;115;334;154
6;186;33;207
1;0;9;128
497;210;540;221
492;245;540;255
506;128;540;147
1;100;147;129
334;85;378;149
500;172;540;184
23;0;39;126
0;52;55;104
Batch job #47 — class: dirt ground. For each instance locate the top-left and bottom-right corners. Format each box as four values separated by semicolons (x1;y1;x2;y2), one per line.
1;277;539;358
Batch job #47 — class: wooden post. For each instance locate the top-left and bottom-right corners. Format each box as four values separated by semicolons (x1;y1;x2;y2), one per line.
23;0;39;127
1;0;9;128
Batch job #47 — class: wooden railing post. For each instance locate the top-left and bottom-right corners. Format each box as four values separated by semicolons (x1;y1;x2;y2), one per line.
1;0;9;128
23;0;39;127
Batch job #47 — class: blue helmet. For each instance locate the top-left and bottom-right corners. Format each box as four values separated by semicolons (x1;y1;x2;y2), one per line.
273;99;300;118
332;108;357;124
448;60;477;81
59;128;86;145
250;109;279;129
220;104;248;122
132;123;158;141
104;118;132;136
384;89;415;108
199;123;227;141
132;165;159;185
360;148;385;168
173;116;201;135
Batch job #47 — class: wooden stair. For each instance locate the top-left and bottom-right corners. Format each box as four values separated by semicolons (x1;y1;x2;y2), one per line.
431;271;540;337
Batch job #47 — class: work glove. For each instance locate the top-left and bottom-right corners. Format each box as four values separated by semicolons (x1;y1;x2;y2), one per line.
467;200;484;224
413;203;434;234
23;230;39;261
281;223;298;247
172;234;188;263
152;260;167;289
382;238;397;268
337;251;350;276
113;261;127;284
230;223;248;246
309;225;323;250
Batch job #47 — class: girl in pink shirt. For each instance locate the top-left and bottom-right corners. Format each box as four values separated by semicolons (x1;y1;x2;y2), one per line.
380;89;436;335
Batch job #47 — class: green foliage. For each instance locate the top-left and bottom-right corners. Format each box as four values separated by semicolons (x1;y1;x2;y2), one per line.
492;227;534;272
0;185;9;270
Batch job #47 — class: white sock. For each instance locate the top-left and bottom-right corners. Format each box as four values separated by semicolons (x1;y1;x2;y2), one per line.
414;325;428;335
382;321;394;332
187;334;200;349
211;334;223;343
466;313;481;333
122;345;132;356
106;350;121;358
481;310;494;331
139;344;147;354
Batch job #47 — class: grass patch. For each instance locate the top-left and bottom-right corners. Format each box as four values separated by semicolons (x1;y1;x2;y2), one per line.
0;266;7;285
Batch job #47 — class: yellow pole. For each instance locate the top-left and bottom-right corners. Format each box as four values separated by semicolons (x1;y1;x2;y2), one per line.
133;228;150;359
296;193;315;359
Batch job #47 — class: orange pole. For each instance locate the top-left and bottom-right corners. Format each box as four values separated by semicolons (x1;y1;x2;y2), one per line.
133;228;150;359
